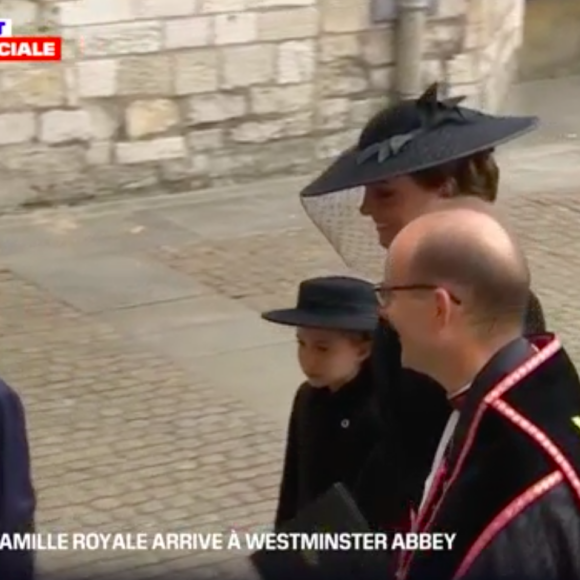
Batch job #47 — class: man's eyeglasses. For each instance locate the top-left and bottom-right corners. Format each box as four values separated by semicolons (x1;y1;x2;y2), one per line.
374;283;462;307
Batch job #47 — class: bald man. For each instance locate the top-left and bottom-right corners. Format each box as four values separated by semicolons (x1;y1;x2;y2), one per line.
376;210;580;580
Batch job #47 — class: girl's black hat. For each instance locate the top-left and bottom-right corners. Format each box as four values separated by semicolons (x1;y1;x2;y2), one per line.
261;276;378;332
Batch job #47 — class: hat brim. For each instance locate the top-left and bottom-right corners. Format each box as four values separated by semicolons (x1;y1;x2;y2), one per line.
301;115;539;197
261;309;378;332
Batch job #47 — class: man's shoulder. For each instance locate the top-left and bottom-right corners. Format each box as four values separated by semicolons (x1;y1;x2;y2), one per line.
496;346;580;472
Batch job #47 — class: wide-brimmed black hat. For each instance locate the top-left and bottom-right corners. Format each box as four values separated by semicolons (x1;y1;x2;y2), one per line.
301;83;539;197
261;276;378;332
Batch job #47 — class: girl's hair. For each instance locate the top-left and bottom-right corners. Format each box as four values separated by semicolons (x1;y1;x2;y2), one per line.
409;150;499;202
344;330;374;343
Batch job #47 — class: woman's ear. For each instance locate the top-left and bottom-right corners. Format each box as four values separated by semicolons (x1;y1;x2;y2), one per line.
440;178;457;198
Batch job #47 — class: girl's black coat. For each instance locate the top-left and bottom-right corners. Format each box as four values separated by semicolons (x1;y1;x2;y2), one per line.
353;291;546;531
274;361;381;528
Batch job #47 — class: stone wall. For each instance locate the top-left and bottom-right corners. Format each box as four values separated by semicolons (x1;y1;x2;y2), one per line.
0;0;525;210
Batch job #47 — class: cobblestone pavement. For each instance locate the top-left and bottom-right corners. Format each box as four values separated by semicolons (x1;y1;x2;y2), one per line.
0;269;284;577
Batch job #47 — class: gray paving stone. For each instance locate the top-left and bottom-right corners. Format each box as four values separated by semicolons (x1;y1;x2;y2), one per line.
194;342;303;425
135;315;291;361
100;295;253;335
8;252;209;313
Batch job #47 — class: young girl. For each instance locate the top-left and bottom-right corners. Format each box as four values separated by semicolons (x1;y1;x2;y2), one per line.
261;275;381;528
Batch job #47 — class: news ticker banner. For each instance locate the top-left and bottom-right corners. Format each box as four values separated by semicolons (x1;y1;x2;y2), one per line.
0;19;62;61
1;531;456;552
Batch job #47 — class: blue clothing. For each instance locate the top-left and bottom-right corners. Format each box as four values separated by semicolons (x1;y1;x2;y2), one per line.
0;378;36;580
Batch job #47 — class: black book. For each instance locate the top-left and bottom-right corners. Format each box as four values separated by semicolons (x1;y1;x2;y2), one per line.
250;484;391;580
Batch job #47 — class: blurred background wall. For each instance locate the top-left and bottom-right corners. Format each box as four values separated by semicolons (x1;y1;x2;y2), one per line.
0;0;563;210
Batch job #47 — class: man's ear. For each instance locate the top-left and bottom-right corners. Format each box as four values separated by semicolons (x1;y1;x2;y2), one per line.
433;287;453;328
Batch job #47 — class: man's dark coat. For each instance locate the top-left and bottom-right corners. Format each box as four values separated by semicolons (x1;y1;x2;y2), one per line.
400;334;580;580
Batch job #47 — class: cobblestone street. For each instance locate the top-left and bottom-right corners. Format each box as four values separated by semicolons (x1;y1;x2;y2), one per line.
0;79;580;578
0;269;284;577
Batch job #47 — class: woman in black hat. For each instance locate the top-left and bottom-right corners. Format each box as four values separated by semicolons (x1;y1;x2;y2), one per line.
299;84;547;533
261;275;381;528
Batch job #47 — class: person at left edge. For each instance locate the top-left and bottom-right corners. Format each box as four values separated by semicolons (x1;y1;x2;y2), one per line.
0;377;36;580
261;276;381;529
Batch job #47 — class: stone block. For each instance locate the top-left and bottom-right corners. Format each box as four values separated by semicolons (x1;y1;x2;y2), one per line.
40;110;92;143
320;0;369;33
502;0;525;38
315;129;358;160
464;0;490;50
318;34;359;63
126;99;180;139
230;112;312;143
199;0;246;12
426;20;464;54
132;0;197;18
187;128;224;152
163;17;212;49
187;93;247;124
250;84;313;114
480;36;502;78
79;22;162;57
257;8;318;41
230;118;279;143
117;55;173;95
205;149;257;180
174;49;219;95
422;58;444;86
434;0;466;18
1;68;64;109
277;40;316;84
318;62;368;97
316;98;350;130
59;0;133;26
361;28;394;66
95;164;160;193
0;143;90;205
86;141;112;166
214;12;257;45
0;144;85;174
254;137;316;176
1;0;37;28
116;137;186;164
447;52;481;85
221;44;275;88
77;59;118;97
247;0;314;6
86;103;120;140
0;113;35;145
370;66;393;91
